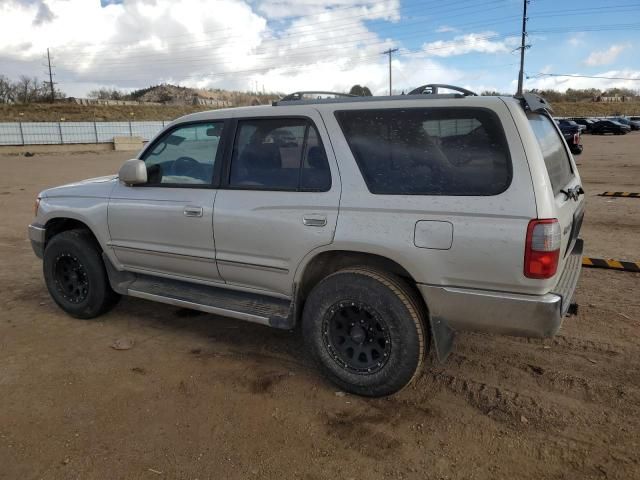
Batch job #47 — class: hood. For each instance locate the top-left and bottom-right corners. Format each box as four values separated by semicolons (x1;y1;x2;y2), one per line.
40;175;118;198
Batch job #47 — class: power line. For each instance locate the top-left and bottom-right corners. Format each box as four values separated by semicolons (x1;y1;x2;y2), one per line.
56;0;511;62
54;7;640;74
57;0;501;52
529;73;640;81
58;31;521;82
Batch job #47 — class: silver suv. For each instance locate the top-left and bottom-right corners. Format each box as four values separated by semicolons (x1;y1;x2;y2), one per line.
28;86;585;396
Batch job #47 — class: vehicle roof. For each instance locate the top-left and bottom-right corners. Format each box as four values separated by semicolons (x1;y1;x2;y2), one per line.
174;94;522;124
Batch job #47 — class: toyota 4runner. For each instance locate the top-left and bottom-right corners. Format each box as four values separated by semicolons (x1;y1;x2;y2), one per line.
28;85;585;396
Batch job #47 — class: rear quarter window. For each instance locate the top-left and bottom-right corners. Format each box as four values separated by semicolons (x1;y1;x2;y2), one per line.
335;107;511;195
527;113;574;195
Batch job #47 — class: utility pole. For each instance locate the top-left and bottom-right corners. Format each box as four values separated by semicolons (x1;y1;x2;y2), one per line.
382;48;398;96
516;0;530;97
45;48;56;103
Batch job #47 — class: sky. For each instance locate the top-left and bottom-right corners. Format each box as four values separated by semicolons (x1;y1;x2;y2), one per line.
0;0;639;97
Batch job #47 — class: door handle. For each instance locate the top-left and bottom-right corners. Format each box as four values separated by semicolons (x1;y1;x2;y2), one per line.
303;214;327;227
183;206;203;217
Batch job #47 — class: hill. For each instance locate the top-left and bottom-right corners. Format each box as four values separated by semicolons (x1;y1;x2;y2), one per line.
0;100;638;123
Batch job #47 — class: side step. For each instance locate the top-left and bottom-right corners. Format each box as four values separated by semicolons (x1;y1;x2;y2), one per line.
125;274;294;329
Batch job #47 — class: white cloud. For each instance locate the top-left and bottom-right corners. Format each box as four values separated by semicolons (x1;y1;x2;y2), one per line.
0;0;412;95
420;31;518;57
567;33;585;47
257;0;400;21
584;43;630;67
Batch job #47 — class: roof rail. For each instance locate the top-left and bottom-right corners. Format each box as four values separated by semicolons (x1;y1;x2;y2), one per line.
273;91;357;105
408;84;478;96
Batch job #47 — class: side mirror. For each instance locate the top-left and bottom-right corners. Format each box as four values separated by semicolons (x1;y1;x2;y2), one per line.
118;159;147;185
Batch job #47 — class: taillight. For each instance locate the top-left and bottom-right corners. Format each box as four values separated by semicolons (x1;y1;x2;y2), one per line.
573;133;579;144
34;197;41;217
524;219;561;279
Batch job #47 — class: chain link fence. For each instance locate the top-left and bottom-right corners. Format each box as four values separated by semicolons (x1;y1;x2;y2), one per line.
0;121;171;146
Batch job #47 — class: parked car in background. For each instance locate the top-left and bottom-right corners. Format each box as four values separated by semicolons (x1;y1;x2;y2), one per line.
572;118;596;133
557;119;586;134
556;120;583;154
591;120;631;135
611;117;640;131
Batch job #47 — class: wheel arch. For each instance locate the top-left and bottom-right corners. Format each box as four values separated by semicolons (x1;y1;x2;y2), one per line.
44;217;102;251
294;249;425;317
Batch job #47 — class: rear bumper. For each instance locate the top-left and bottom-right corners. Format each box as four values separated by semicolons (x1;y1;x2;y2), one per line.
28;223;46;259
418;240;583;338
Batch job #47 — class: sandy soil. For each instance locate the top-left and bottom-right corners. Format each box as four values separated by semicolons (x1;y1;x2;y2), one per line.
0;134;639;480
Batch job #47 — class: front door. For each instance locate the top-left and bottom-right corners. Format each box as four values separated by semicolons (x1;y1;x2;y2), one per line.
108;121;226;283
213;114;340;296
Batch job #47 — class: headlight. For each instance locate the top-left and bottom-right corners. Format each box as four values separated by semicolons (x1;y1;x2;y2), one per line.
34;197;41;217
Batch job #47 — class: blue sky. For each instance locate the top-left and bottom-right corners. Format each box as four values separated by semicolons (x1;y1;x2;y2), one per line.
2;0;639;96
376;0;640;91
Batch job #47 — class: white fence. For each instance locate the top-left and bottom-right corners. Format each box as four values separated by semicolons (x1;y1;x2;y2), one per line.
0;121;171;146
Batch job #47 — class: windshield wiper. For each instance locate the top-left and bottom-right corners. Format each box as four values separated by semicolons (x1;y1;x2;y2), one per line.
561;185;584;201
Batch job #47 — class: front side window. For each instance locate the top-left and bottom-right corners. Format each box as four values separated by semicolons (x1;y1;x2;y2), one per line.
142;122;223;186
229;118;331;191
527;113;574;195
335;107;511;195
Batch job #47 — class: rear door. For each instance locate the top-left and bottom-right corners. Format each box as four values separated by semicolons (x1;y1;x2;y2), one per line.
212;111;340;296
527;112;585;261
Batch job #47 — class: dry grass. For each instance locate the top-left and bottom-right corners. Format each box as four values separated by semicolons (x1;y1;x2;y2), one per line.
551;102;640;117
0;103;220;122
1;101;639;122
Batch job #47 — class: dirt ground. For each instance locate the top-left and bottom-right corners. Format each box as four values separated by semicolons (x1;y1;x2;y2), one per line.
0;133;639;480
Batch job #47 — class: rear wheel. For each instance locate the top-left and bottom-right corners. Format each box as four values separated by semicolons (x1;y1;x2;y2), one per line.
302;267;427;397
43;229;120;319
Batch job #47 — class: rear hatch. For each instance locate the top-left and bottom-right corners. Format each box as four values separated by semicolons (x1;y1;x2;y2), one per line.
527;112;585;265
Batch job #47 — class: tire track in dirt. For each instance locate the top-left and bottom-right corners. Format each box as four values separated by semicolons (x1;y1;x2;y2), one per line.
417;370;567;428
445;351;640;412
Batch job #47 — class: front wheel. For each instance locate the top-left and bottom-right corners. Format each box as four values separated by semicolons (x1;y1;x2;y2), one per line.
43;229;120;319
302;267;427;397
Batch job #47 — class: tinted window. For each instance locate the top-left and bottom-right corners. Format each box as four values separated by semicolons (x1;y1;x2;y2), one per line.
142;122;223;185
229;118;331;191
527;113;573;195
335;108;511;195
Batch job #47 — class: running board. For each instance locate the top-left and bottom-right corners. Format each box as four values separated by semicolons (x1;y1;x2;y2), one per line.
124;274;294;329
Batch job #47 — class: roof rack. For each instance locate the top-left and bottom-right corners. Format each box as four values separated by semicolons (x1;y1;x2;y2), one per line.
407;84;477;96
273;91;356;105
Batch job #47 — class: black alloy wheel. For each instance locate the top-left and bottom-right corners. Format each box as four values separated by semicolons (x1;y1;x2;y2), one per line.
322;301;392;374
53;252;89;304
302;267;427;397
43;229;120;319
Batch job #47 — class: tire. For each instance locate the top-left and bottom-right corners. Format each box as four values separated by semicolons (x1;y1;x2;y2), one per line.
43;229;120;319
302;267;427;397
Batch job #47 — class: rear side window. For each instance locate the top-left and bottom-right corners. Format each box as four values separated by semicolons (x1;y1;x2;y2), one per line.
335;107;511;195
527;113;574;195
229;118;331;191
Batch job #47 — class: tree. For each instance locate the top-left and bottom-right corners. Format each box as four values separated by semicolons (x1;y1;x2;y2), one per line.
14;75;43;104
88;87;125;100
480;90;507;96
349;84;373;96
0;75;14;103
